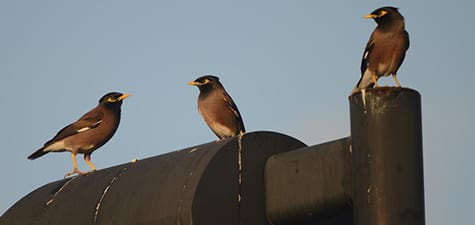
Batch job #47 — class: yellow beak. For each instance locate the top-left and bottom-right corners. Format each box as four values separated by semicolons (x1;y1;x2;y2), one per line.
364;13;376;19
118;93;130;100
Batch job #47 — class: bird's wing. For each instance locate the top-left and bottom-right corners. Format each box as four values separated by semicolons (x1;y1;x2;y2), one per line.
222;91;245;132
393;30;410;72
222;91;241;118
44;110;104;146
404;30;410;50
360;37;375;75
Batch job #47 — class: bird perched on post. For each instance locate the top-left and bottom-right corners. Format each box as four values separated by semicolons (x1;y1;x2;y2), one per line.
351;6;410;94
188;75;245;140
28;92;129;177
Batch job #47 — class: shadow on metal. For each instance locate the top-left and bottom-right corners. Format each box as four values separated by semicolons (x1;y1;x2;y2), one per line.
0;131;306;225
265;137;353;225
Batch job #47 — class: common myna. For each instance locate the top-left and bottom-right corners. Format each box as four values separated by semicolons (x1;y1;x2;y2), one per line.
188;75;245;140
352;6;410;94
28;92;129;177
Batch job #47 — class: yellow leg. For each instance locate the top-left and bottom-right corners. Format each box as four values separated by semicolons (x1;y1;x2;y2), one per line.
84;154;97;172
372;74;379;88
65;152;84;177
392;74;401;87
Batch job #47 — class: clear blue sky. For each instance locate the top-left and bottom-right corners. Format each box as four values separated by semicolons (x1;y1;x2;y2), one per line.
1;1;473;224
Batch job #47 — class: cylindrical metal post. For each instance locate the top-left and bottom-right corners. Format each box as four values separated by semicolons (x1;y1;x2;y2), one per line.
349;87;425;225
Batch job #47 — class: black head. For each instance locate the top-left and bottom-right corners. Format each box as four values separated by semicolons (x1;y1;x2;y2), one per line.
187;75;221;92
365;6;404;25
99;92;130;106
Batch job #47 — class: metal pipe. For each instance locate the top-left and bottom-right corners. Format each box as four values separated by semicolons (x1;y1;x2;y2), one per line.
349;87;425;225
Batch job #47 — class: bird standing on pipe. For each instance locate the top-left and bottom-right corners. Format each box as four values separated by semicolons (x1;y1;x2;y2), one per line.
28;92;129;177
352;6;410;94
188;75;245;140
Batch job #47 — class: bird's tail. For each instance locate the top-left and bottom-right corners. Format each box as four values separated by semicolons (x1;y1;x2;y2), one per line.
351;86;361;95
351;70;375;95
28;147;48;160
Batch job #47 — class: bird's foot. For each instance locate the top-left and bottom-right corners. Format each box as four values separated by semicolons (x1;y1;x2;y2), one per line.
64;169;87;178
84;169;96;175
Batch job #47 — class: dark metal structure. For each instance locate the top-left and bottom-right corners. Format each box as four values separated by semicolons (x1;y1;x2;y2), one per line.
1;132;306;225
350;87;425;225
265;137;353;225
0;88;425;225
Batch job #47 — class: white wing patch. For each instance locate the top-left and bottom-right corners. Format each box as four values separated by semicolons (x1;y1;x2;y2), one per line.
77;120;102;133
77;127;91;133
363;50;370;60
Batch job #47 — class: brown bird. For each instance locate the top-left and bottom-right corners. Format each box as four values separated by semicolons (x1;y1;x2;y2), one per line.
28;92;129;177
188;75;245;140
352;6;410;94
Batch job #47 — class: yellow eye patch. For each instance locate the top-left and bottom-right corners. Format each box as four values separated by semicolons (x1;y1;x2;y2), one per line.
364;10;389;19
379;10;388;17
107;97;117;102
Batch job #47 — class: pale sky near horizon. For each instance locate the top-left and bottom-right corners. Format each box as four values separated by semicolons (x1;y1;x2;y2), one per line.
1;1;474;224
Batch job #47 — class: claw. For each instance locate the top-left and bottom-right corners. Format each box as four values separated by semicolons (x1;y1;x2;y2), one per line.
84;169;96;175
64;169;85;178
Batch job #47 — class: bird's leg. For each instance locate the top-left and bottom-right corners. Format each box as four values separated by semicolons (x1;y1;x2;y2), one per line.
372;74;379;88
392;73;401;87
84;154;97;173
65;152;85;177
